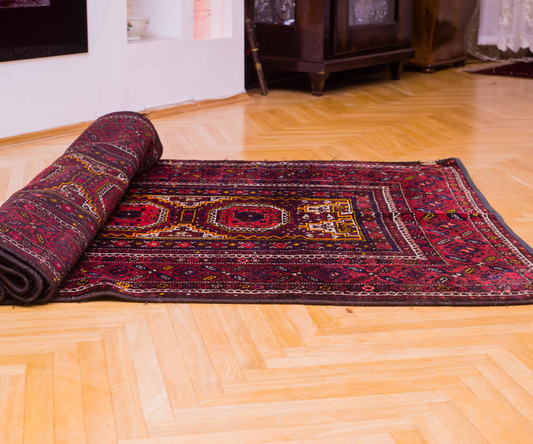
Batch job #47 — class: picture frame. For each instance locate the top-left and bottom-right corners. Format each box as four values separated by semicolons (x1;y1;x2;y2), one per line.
0;0;88;62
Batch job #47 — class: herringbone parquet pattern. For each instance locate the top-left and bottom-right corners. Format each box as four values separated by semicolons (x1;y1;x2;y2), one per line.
1;67;533;443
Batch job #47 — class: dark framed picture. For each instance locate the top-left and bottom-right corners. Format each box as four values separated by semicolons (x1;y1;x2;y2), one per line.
0;0;88;62
0;1;52;8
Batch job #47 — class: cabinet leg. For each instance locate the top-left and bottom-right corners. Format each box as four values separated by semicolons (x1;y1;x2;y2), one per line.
390;61;406;80
309;73;329;96
422;67;436;73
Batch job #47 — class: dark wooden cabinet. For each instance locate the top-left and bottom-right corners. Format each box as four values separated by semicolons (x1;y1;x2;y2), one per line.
407;0;477;72
253;0;415;95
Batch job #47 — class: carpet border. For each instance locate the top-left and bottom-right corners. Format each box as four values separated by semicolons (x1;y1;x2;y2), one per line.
452;157;533;257
57;292;532;307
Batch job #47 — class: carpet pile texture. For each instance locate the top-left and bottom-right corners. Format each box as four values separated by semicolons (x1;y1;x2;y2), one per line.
1;112;532;306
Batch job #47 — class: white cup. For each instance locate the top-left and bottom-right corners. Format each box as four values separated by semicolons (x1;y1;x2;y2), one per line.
127;17;150;41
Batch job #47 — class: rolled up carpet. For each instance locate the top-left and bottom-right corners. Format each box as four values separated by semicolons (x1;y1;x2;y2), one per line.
0;112;162;304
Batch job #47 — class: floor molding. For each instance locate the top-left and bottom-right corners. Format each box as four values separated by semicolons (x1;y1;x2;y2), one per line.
0;92;250;149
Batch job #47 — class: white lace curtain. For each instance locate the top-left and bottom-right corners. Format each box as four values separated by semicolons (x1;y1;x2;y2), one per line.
478;0;533;52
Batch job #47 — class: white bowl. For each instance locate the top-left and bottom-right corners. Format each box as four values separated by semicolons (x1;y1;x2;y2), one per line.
127;17;150;41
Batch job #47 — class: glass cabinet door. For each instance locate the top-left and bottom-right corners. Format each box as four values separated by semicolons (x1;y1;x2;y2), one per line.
336;0;403;55
254;0;296;25
349;0;395;26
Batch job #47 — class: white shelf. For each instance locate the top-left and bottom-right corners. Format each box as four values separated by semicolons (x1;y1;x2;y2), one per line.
127;37;178;45
130;0;182;40
126;0;232;42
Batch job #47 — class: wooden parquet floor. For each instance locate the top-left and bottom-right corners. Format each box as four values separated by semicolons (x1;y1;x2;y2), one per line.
1;67;533;443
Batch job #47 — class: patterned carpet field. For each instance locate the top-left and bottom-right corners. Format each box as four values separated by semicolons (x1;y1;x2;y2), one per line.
1;112;532;305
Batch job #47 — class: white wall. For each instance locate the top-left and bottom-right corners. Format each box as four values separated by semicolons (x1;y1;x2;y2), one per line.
0;0;244;139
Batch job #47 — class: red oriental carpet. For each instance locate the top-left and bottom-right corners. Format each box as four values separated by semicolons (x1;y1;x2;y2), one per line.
465;61;533;79
0;113;533;306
